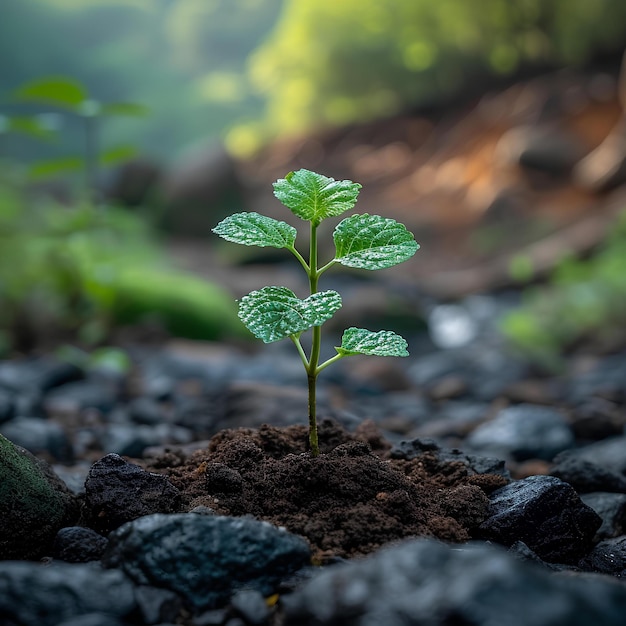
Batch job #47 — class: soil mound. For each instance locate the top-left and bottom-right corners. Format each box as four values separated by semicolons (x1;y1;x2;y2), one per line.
148;419;507;560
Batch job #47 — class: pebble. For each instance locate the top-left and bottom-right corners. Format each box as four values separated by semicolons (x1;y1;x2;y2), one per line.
1;415;73;462
579;536;626;577
581;492;626;540
53;526;109;563
0;561;138;626
84;453;181;533
466;404;574;461
282;538;626;626
551;451;626;494
478;475;601;563
101;513;311;611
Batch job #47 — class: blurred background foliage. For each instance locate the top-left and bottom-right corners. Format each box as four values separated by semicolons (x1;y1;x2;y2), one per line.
2;0;626;358
3;0;626;159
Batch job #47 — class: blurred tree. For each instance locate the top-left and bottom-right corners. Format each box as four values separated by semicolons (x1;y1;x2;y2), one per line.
243;0;626;141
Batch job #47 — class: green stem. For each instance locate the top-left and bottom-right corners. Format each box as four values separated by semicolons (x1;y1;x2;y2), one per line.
290;334;309;369
316;352;346;375
316;258;337;277
307;221;321;456
288;246;310;274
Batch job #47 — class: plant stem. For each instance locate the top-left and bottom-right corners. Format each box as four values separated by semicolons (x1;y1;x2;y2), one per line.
316;352;345;374
307;221;321;456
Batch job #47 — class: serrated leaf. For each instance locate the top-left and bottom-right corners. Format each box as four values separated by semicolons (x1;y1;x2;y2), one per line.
238;286;342;343
334;213;419;270
13;76;87;110
213;212;297;249
336;327;409;357
273;169;361;224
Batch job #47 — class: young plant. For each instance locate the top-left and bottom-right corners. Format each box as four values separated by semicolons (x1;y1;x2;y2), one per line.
213;169;419;456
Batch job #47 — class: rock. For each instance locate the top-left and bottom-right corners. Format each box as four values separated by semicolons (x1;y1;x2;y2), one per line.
568;354;626;403
0;561;137;626
1;416;73;462
230;589;271;625
101;422;193;458
579;537;626;577
478;475;601;563
562;436;626;475
282;538;626;626
0;388;15;423
569;397;625;441
44;378;118;415
389;436;510;478
84;453;182;533
134;584;182;624
53;526;109;563
551;452;626;494
466;404;574;461
0;433;78;559
102;513;311;611
581;492;626;539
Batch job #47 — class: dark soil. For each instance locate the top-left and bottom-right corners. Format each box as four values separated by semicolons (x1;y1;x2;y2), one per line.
146;419;507;561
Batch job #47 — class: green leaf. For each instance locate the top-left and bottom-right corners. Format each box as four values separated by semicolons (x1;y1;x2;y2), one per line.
99;145;138;166
334;213;419;270
13;76;87;110
213;212;297;249
273;169;361;224
100;102;150;117
238;286;342;343
4;116;56;140
336;327;409;357
29;156;84;179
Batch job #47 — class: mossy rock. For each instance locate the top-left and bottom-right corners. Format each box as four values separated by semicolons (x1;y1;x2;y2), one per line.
0;434;79;559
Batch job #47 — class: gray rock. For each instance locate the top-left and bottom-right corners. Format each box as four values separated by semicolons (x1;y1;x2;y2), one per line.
467;404;574;461
231;589;271;625
283;538;626;626
0;561;137;626
53;526;109;563
102;513;311;610
568;354;626;403
0;388;15;423
44;378;118;414
85;453;181;533
478;475;601;563
551;451;626;494
579;537;626;577
134;584;182;624
101;422;193;458
581;492;626;539
558;436;626;475
1;416;73;462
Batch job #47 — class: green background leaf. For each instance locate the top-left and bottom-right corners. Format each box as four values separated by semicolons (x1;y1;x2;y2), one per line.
100;102;150;118
336;327;409;357
273;169;361;224
238;286;342;343
13;76;87;110
334;213;419;270
213;212;297;249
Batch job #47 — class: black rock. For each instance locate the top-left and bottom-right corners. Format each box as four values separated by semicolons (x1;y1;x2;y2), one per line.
390;436;510;477
134;584;182;624
579;537;626;577
478;475;601;563
551;450;626;494
0;388;15;423
102;513;311;611
84;453;182;533
53;526;109;563
466;404;574;461
282;538;626;626
581;492;626;539
0;561;137;626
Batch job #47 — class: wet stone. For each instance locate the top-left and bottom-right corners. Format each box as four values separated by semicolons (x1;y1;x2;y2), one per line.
0;561;137;626
101;513;311;611
1;416;73;462
466;404;574;461
579;536;626;577
282;538;626;626
551;449;626;494
84;453;182;533
478;475;601;563
53;526;109;563
581;492;626;540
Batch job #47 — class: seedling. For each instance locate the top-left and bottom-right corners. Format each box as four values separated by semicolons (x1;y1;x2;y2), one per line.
213;169;419;456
